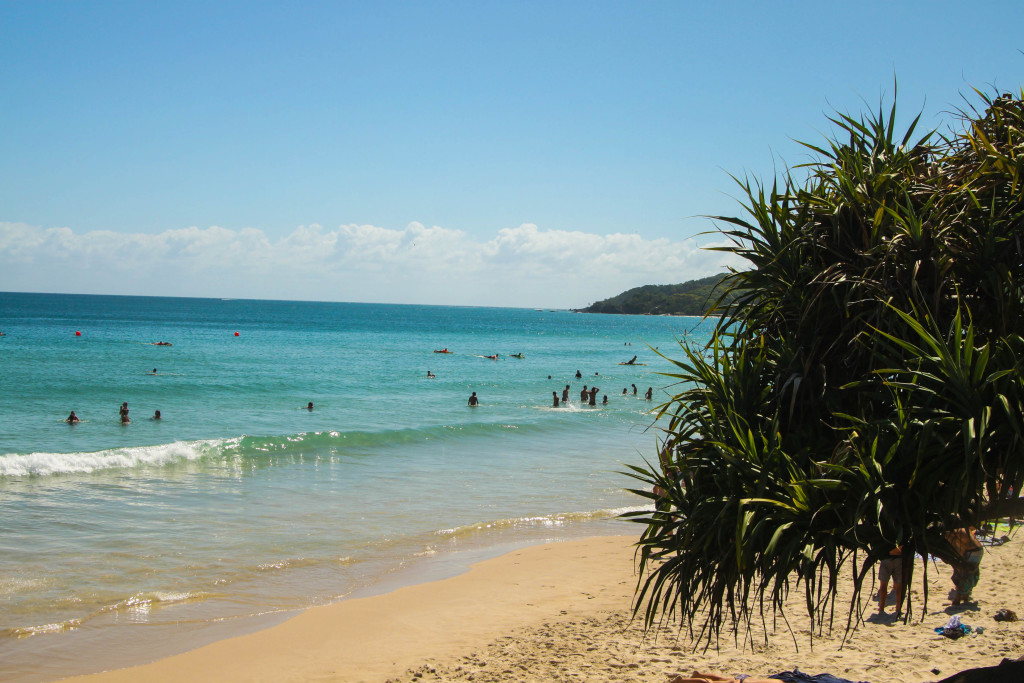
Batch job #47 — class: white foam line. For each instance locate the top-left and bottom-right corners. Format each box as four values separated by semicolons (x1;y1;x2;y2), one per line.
0;438;237;477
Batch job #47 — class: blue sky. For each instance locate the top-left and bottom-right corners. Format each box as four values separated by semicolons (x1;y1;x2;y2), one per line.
2;1;1022;307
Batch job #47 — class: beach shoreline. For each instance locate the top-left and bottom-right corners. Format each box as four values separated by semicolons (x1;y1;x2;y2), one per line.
57;533;1023;683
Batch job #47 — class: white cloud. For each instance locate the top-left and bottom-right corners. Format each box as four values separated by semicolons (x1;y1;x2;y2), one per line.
0;220;744;308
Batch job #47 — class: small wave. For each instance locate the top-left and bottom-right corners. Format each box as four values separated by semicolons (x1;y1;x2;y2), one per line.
2;619;82;639
2;591;210;639
99;590;207;614
0;421;564;479
435;506;646;539
256;557;319;572
0;439;235;478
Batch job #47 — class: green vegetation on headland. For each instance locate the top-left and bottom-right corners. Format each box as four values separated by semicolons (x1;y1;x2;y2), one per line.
577;275;728;316
625;88;1024;643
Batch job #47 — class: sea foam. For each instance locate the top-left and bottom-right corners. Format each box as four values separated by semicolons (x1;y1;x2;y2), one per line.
0;438;234;478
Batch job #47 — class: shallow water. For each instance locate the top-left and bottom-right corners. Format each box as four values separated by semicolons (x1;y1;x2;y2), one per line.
0;292;712;681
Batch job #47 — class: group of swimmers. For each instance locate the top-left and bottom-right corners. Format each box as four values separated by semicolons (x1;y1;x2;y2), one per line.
551;384;607;407
66;402;161;425
551;382;653;407
468;380;654;409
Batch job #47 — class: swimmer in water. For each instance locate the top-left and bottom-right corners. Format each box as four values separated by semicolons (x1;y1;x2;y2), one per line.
152;410;161;420
66;411;80;424
602;395;608;404
306;402;314;411
575;369;582;379
151;368;158;374
468;392;479;406
427;370;435;378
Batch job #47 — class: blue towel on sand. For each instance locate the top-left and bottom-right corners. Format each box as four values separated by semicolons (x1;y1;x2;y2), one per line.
772;671;871;683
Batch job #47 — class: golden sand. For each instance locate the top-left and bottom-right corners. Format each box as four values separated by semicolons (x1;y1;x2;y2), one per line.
61;534;1023;683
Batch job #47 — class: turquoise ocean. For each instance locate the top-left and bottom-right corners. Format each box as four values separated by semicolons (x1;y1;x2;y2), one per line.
0;292;712;681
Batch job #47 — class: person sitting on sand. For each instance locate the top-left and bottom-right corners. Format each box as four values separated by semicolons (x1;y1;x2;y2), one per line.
552;391;560;407
119;402;130;424
877;547;904;615
668;673;782;683
151;410;161;420
468;392;478;406
66;411;80;424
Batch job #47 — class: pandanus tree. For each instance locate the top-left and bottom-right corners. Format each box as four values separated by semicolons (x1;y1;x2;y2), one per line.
625;89;1024;644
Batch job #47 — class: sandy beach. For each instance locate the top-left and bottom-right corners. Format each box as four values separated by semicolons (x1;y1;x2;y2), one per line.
58;532;1024;683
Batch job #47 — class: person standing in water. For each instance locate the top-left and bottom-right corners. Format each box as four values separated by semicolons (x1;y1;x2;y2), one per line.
562;385;570;403
119;402;130;424
645;387;653;400
552;391;560;407
468;392;479;406
588;387;598;406
632;384;638;395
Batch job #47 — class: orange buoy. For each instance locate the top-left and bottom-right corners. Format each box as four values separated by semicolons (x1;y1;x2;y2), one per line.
234;331;240;336
75;331;81;336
